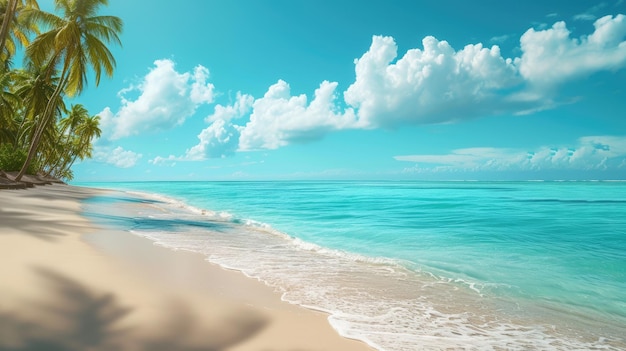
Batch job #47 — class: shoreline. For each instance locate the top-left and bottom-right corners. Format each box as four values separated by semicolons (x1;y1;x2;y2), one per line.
74;181;626;351
0;184;373;350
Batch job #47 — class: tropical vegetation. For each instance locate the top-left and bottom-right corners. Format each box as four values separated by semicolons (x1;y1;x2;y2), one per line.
0;0;121;181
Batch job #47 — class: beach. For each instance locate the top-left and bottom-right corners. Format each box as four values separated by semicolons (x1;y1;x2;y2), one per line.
0;184;372;351
2;181;624;351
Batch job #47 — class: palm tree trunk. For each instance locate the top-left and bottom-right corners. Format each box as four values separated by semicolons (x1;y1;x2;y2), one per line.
63;145;84;175
0;0;18;63
40;126;71;176
44;118;76;173
41;145;64;177
15;63;69;181
56;140;85;178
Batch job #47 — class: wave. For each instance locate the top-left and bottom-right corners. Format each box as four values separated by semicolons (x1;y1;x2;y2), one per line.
91;188;626;351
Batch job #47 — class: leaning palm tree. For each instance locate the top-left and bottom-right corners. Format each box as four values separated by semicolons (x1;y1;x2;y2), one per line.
12;64;64;149
59;103;89;137
0;0;19;64
53;112;100;179
15;0;122;181
42;103;88;175
11;65;64;176
0;0;39;68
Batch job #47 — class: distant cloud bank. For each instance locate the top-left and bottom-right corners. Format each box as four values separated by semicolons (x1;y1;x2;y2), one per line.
394;136;626;173
97;15;626;172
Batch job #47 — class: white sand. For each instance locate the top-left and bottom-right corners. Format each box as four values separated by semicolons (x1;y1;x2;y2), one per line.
0;184;372;350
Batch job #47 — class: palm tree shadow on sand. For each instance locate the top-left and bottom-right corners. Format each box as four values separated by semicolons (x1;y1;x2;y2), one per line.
0;207;73;241
0;267;268;351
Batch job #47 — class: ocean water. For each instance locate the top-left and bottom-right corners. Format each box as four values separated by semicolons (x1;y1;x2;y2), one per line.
79;181;626;350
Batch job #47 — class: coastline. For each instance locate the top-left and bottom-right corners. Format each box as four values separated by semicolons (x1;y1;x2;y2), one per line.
0;184;372;350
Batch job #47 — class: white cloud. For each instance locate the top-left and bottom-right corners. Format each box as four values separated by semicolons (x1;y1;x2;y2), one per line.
100;59;215;140
205;92;254;123
95;146;142;168
573;3;609;22
517;15;626;86
180;94;252;160
490;34;511;44
394;136;626;172
343;35;523;127
396;147;526;170
151;94;253;163
96;107;116;140
573;13;597;21
151;80;359;161
185;118;242;159
190;65;216;104
343;16;626;128
149;154;177;166
149;15;626;161
238;80;357;150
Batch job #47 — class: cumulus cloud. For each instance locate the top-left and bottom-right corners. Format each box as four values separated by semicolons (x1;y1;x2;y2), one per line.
151;93;253;164
188;93;253;159
94;146;142;168
205;92;254;123
343;35;522;127
178;93;255;160
152;81;358;162
394;136;626;172
344;15;626;127
186;119;242;159
100;59;215;140
149;14;626;162
238;80;357;150
517;14;626;86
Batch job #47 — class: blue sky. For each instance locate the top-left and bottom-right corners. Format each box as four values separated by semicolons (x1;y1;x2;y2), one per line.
42;0;626;181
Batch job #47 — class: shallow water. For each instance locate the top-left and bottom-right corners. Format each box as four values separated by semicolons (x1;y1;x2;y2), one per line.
80;181;626;350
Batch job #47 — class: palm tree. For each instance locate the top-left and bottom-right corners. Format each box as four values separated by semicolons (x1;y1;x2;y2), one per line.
0;0;39;67
43;111;100;180
12;64;64;149
0;69;20;144
55;112;100;179
15;0;121;181
42;103;88;175
59;103;88;136
0;0;19;63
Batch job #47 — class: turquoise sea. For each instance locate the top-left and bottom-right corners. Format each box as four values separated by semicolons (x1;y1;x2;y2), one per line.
79;181;626;350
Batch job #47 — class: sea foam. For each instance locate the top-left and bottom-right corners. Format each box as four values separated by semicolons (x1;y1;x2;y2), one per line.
79;182;626;351
84;186;626;351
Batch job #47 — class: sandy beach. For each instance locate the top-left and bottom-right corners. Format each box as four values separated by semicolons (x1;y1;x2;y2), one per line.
0;184;372;351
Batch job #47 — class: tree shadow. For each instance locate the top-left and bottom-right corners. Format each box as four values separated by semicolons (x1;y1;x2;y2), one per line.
0;207;73;241
0;268;268;351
